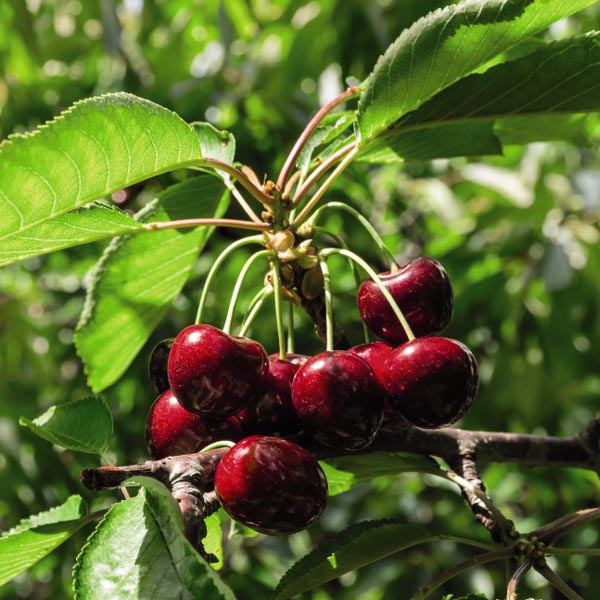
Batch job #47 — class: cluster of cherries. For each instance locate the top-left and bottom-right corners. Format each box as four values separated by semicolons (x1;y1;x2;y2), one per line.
145;257;479;535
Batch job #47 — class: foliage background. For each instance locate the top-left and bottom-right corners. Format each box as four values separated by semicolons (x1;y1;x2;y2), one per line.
1;0;599;598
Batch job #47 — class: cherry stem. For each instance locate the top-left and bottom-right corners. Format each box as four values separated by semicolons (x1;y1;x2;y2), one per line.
286;299;295;354
318;254;335;352
314;227;370;343
546;547;600;556
290;141;357;210
506;559;532;600
442;468;514;539
143;218;269;233
535;562;584;600
292;145;360;228
276;85;359;191
223;250;274;334
195;235;264;325
321;247;416;341
199;158;274;206
200;440;236;452
223;178;263;223
411;547;514;600
240;287;273;337
310;202;398;271
271;259;287;359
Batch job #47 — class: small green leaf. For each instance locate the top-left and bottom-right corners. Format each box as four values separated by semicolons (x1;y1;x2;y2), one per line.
0;203;142;267
0;93;201;243
203;512;224;570
73;485;235;600
358;0;599;142
273;520;432;599
19;396;113;454
191;122;236;171
0;496;88;587
321;452;440;496
74;175;229;392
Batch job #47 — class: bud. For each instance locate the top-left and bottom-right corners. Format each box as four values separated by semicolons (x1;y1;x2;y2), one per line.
270;230;295;253
301;267;324;300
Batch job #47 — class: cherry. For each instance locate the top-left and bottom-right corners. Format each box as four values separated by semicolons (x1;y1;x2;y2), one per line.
237;358;302;437
349;341;408;432
148;338;174;394
214;435;328;535
357;257;454;345
168;324;268;418
146;390;243;459
291;350;384;450
383;337;478;428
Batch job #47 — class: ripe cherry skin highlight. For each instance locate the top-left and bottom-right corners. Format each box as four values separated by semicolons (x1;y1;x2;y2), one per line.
168;324;269;418
383;336;479;428
357;257;454;345
291;350;384;450
237;357;302;437
214;435;328;535
145;390;243;459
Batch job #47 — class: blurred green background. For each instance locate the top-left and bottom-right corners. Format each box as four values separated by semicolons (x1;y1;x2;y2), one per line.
1;1;600;598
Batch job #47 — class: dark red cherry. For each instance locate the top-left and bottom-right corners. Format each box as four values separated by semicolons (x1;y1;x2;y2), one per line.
348;341;408;432
214;435;328;535
168;324;268;418
148;338;174;394
237;358;302;437
383;337;478;429
145;390;244;459
291;350;384;450
357;257;454;345
269;352;310;366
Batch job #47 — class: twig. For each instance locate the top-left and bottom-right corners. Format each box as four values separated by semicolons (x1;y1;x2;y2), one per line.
506;559;532;600
276;86;358;191
535;561;584;600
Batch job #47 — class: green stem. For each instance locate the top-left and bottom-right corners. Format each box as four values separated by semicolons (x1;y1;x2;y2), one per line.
143;217;269;232
292;145;360;228
199;158;274;206
290;141;357;209
271;259;286;360
321;247;415;342
239;287;273;337
276;85;359;191
314;227;370;343
311;202;398;271
195;235;264;325
223;178;264;223
411;548;513;600
318;254;335;351
506;559;532;600
286;300;295;354
223;250;274;334
535;562;584;600
200;440;236;452
546;547;600;556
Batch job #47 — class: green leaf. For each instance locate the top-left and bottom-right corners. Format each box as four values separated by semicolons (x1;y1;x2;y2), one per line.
0;93;201;242
0;496;88;587
357;122;502;163
358;0;598;142
191;122;236;171
0;203;142;267
203;512;224;570
495;113;590;146
73;485;234;600
19;396;113;455
401;33;600;127
74;175;229;392
296;111;356;175
320;452;440;496
273;519;432;599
